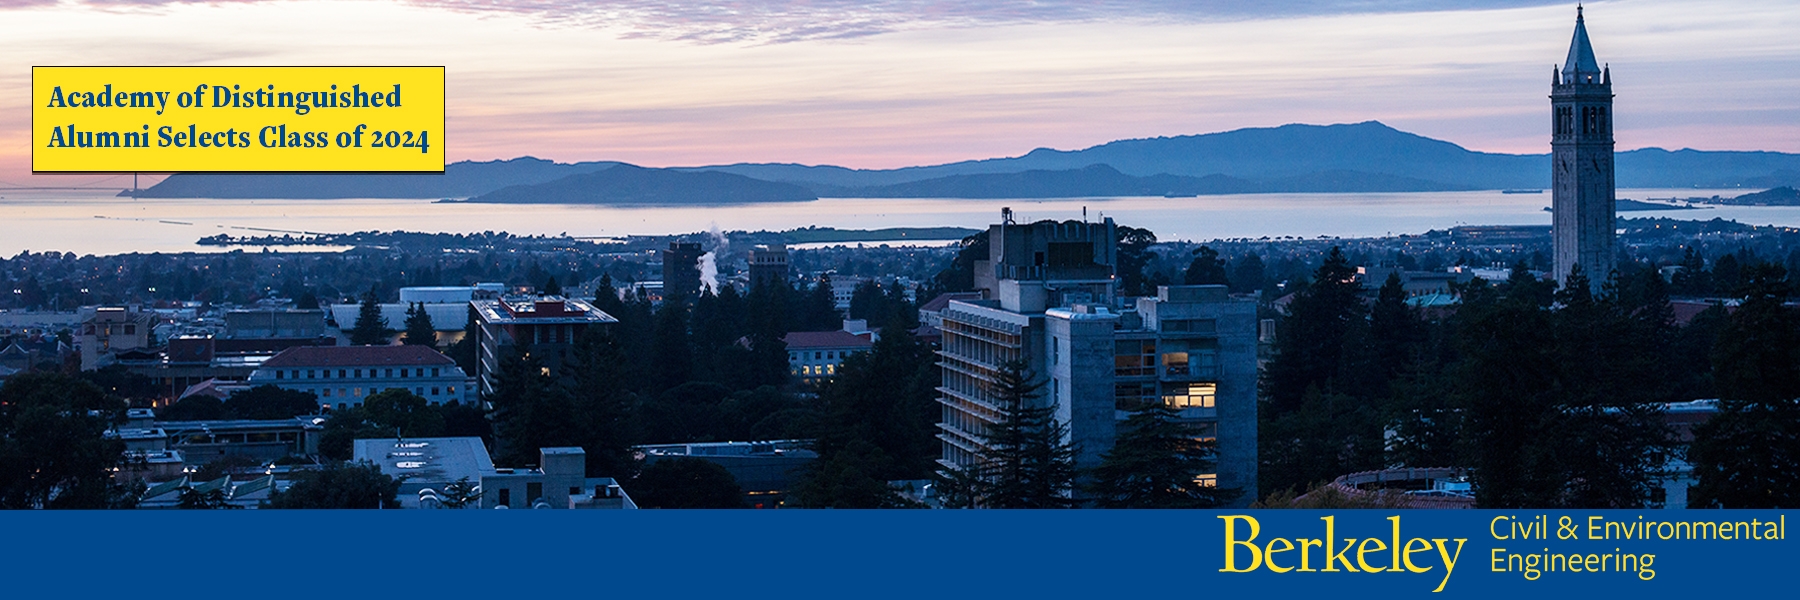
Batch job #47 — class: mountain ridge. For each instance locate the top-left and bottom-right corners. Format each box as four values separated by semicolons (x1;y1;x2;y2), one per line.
131;121;1800;200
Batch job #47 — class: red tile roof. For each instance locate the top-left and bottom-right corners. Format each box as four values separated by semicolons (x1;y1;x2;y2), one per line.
782;330;874;350
261;345;455;368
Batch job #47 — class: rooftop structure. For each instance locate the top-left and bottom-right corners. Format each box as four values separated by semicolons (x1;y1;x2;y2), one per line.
748;244;790;291
471;296;617;396
355;438;636;509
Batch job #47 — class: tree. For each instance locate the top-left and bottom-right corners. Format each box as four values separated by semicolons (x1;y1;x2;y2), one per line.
446;306;480;377
1086;402;1239;508
177;486;241;509
1230;252;1267;295
627;457;746;508
789;440;920;508
401;302;436;346
1259;247;1382;495
487;349;580;467
1116;226;1159;296
0;372;138;508
813;328;939;481
348;288;392;345
264;461;401;509
362;388;446;438
160;395;228;421
799;276;839;331
542;276;563;296
1689;262;1800;508
437;477;482;509
223;385;318;420
969;360;1077;508
650;300;693;393
317;408;387;462
1262;247;1365;415
1183;246;1230;286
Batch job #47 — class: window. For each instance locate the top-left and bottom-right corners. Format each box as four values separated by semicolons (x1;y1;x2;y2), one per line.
354;388;363;396
432;368;440;377
338;369;347;378
570;487;582;496
814;352;822;360
527;482;543;503
322;388;332;397
497;488;511;507
1194;474;1218;488
415;368;424;377
1162;382;1217;409
400;368;408;378
308;370;316;379
384;368;393;378
1115;382;1156;411
1162;319;1216;334
275;371;284;380
1114;340;1155;376
354;369;362;378
431;387;440;396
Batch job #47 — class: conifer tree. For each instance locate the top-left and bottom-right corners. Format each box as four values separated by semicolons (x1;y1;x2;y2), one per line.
1086;402;1239;508
401;302;436;346
348;288;391;345
975;360;1077;508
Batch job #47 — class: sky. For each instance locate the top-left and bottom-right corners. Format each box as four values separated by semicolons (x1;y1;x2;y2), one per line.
1;0;1797;186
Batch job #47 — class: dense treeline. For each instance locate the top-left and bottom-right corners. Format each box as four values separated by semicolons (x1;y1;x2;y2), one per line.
1256;246;1800;508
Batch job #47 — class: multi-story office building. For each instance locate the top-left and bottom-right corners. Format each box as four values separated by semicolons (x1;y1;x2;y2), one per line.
247;345;476;409
78;306;155;370
662;241;705;301
470;296;618;396
936;213;1257;504
748;244;790;291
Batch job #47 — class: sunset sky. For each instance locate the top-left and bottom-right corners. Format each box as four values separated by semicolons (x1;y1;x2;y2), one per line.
2;0;1796;186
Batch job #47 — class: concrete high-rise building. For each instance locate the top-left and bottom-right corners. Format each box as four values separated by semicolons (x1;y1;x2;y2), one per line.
470;296;618;396
936;212;1257;504
1551;6;1616;289
662;241;705;301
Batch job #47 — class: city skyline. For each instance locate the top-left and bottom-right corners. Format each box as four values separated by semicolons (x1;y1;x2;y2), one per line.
2;0;1797;187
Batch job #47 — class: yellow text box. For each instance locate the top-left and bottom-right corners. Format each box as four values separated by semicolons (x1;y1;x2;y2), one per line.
33;66;444;172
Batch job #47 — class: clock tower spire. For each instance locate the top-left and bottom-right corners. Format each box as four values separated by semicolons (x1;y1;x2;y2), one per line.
1551;4;1615;289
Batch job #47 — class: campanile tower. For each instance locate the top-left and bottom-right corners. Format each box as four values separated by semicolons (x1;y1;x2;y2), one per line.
1551;6;1615;288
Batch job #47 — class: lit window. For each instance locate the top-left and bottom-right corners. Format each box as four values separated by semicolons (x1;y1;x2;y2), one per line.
1162;383;1216;409
1194;474;1218;488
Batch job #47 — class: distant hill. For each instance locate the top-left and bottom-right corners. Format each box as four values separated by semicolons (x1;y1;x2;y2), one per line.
1718;186;1800;206
132;157;618;199
823;164;1466;198
455;164;816;205
128;121;1800;199
704;122;1800;191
